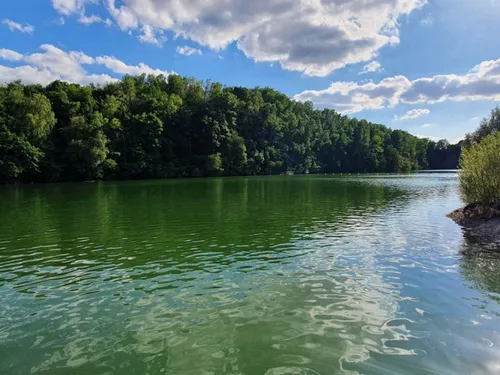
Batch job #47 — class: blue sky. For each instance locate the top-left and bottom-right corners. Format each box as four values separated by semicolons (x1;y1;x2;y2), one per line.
1;0;499;143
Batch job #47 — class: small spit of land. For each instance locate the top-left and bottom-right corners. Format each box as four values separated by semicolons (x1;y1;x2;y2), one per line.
448;203;500;248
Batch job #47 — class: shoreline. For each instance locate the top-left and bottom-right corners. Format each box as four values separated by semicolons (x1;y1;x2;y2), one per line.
0;169;459;187
448;203;500;249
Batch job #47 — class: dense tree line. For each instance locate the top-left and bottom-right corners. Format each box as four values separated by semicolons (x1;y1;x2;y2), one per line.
0;75;461;184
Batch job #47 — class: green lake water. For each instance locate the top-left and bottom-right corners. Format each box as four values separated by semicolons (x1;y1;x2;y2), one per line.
1;173;500;375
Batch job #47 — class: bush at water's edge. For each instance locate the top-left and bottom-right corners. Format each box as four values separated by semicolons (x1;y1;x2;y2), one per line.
448;132;500;249
460;132;500;205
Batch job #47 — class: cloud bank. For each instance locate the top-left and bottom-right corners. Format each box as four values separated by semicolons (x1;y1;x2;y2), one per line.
295;58;500;113
0;44;170;86
50;0;427;76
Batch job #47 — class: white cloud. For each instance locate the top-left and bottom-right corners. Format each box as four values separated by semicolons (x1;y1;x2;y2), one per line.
395;108;430;120
294;76;411;114
53;0;113;27
295;58;500;113
176;46;202;56
0;49;23;62
95;55;169;76
78;14;113;26
470;116;480;121
2;19;35;34
0;44;171;86
51;0;428;77
17;44;112;85
78;14;100;25
138;25;166;46
360;61;383;75
421;123;433;128
105;0;138;30
400;59;500;104
51;0;91;16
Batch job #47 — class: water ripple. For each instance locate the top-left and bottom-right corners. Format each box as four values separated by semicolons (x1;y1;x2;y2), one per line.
1;174;500;374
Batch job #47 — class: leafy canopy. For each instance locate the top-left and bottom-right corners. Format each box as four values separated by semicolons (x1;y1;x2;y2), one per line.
0;75;462;183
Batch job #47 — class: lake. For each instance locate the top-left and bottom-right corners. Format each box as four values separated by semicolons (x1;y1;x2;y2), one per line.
1;173;500;375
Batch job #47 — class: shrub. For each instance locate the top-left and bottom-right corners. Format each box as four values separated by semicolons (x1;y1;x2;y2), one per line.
460;132;500;204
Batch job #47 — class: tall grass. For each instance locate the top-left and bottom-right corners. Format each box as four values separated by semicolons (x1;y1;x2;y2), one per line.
460;132;500;204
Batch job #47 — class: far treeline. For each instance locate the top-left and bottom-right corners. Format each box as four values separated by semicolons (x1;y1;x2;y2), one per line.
0;74;473;184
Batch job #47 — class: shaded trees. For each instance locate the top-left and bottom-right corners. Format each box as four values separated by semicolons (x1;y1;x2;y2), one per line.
426;139;462;170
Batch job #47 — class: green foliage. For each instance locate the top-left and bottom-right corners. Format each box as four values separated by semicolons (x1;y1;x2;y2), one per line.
464;107;500;147
458;107;500;204
0;75;461;184
0;126;44;183
1;82;56;142
62;113;110;180
206;153;223;174
459;132;500;204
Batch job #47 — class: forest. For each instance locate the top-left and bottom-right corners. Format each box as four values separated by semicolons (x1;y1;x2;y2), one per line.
0;74;462;184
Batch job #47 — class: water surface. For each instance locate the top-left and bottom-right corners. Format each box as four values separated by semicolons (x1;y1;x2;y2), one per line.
1;174;500;374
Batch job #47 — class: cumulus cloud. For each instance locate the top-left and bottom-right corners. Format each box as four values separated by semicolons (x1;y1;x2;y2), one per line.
400;59;500;104
295;58;500;113
51;0;428;77
395;108;430;120
360;61;383;74
0;44;170;86
0;44;114;85
52;1;113;27
176;46;202;56
2;19;34;34
294;76;411;113
138;25;166;46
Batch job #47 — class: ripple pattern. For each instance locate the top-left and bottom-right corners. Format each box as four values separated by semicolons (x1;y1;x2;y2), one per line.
1;174;500;375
